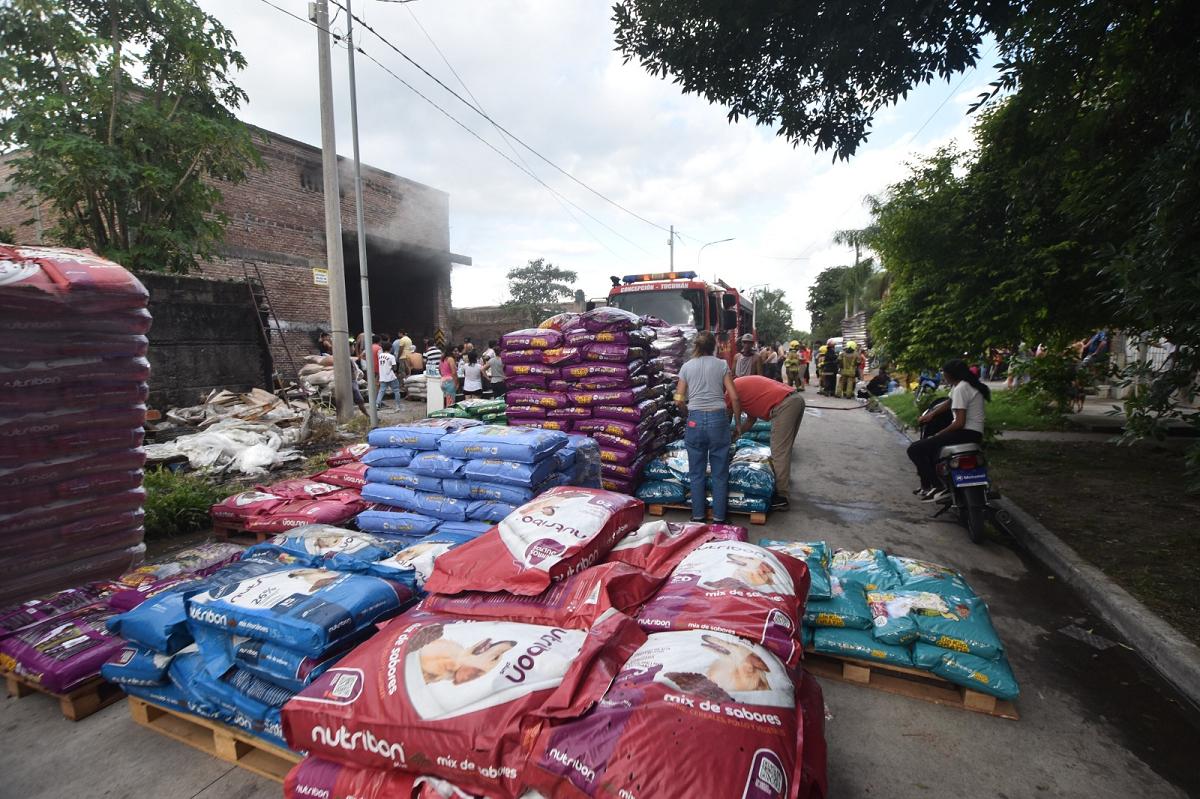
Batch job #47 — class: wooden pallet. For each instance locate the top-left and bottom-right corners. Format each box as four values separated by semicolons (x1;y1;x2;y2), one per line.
803;649;1019;720
646;503;768;525
211;520;271;545
3;669;125;721
128;697;301;783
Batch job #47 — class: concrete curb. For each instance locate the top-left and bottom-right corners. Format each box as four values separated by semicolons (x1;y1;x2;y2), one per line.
997;496;1200;714
878;401;1200;712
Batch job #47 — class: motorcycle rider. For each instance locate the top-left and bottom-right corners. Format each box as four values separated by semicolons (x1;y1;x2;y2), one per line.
837;341;860;398
907;359;990;502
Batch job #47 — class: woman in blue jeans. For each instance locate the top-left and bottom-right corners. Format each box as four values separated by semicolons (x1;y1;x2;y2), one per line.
675;331;742;522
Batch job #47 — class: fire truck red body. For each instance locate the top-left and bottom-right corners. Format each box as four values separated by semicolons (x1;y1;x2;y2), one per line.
607;271;755;367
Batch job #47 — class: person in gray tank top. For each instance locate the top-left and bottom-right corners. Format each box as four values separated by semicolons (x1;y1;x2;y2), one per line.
676;332;742;523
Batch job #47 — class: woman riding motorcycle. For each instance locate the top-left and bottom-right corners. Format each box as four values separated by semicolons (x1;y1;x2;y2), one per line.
906;358;990;502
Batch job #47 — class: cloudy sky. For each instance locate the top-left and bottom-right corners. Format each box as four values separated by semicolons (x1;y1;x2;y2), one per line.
199;0;996;330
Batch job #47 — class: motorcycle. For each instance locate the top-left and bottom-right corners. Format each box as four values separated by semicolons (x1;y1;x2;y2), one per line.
931;442;1012;543
913;370;941;406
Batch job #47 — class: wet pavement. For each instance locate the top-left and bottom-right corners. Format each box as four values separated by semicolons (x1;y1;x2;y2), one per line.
663;393;1200;798
2;395;1197;798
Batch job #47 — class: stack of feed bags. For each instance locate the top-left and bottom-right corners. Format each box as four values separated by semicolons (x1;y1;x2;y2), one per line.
638;437;776;514
764;542;1020;702
209;460;372;534
0;245;153;604
277;489;828;799
0;543;240;695
501;308;684;496
429;397;508;425
357;422;593;541
103;531;418;747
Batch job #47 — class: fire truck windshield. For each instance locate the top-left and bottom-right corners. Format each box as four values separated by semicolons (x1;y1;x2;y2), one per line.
610;288;704;327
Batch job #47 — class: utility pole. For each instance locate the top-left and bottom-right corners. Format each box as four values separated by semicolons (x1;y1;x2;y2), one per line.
344;0;377;427
668;224;674;270
311;0;353;422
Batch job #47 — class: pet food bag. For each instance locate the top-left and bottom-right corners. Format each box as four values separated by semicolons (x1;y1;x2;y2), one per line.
211;490;286;523
423;487;645;596
409;452;469;479
762;540;832;601
101;643;174;687
360;484;470;522
911;642;1019;700
812;626;914;668
866;590;955;646
0;586;107;641
314;462;371;489
355;509;442;538
244;494;368;533
501;328;564;350
367;467;444;494
326;443;372;467
802;576;872;630
368;419;481;451
635;480;687;504
422;562;664;630
463;457;558;488
244;525;401;572
888;555;977;598
284;758;418;799
365;531;483;590
187;569;414;655
0;605;123;693
829;548;902;591
261;479;342;501
912;594;1005;659
468;500;518;524
576;307;641;333
606;520;711;576
361;447;416;468
282;609;645;798
636;540;809;666
522;629;799;799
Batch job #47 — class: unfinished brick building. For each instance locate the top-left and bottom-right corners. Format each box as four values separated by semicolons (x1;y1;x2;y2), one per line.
0;125;470;378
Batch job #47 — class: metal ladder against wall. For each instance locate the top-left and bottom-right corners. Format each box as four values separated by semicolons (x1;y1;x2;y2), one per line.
242;260;300;393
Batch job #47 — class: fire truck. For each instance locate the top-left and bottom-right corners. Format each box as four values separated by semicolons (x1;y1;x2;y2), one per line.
607;271;755;365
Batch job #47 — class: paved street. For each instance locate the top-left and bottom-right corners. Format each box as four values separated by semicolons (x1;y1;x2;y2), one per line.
2;399;1198;798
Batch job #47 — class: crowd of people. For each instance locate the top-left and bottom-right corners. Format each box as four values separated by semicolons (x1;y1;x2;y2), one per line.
732;335;891;399
315;330;508;413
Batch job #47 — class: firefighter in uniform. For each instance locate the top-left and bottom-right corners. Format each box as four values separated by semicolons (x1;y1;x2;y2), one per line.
837;341;861;398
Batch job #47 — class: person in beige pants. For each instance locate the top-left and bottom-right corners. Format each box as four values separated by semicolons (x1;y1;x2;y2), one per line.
731;375;806;511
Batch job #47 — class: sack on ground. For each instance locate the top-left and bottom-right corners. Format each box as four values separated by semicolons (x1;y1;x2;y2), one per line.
409;452;469;479
812;626;914;668
830;548;902;591
803;576;872;630
911;642;1019;700
762;540;832;601
912;594;1005;659
888;555;977;598
244;525;400;572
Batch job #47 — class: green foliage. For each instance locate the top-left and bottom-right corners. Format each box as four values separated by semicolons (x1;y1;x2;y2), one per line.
611;1;1001;159
502;258;578;328
0;0;261;273
806;265;849;342
0;226;14;244
750;286;792;346
143;467;226;539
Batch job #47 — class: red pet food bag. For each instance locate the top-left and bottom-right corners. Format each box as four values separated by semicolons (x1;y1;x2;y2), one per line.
635;540;810;666
327;442;372;467
284;757;418;799
210;490;286;523
605;520;711;576
795;669;828;799
422;562;664;630
522;629;800;799
422;487;644;596
282;608;645;798
314;462;371;489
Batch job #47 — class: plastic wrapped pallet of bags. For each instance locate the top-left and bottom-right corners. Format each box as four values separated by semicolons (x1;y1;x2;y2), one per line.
522;629;802;799
244;525;402;572
423;487;644;596
282;607;646;798
762;540;833;601
636;539;809;666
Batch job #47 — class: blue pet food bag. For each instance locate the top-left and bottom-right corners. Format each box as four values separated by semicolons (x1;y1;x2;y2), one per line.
354;509;440;537
464;480;537;506
186;569;414;655
803;576;873;629
762;540;832;601
866;590;954;646
635;480;687;504
913;594;1005;659
360;447;415;468
188;621;374;690
467;500;517;523
831;548;902;591
889;555;977;598
553;447;576;472
408;451;468;479
813;627;915;668
728;461;775;498
912;642;1019;700
436;520;492;536
367;418;480;450
244;525;399;572
364;530;480;589
101;645;173;687
167;648;225;720
365;467;443;494
439;478;473;499
122;680;190;713
463;457;557;488
437;425;567;463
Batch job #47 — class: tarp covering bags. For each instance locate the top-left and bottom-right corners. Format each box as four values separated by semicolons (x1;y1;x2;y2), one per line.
282;608;646;798
0;246;150;604
423;487;645;596
522;629;801;799
636;540;810;666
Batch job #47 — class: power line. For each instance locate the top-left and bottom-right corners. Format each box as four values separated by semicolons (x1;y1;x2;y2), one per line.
402;4;637;263
330;0;674;236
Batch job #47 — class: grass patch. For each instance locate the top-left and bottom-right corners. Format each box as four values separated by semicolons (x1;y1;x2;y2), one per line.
989;440;1200;644
143;468;228;540
880;388;1068;433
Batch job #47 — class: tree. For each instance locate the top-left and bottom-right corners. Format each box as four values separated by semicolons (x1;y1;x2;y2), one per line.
805;266;849;342
749;287;792;347
612;1;1006;159
503;258;578;328
0;0;261;273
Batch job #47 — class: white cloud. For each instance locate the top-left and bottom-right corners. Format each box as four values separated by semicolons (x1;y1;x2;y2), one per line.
200;0;995;332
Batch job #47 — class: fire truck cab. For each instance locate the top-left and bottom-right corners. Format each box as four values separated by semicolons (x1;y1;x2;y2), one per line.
607;271;755;362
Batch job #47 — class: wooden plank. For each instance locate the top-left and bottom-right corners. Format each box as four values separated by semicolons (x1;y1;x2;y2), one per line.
646;503;768;525
211;521;270;545
128;697;301;783
803;649;1019;721
2;668;123;721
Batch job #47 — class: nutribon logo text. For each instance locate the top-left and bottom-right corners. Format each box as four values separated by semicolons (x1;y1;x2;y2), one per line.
310;724;406;764
501;628;569;683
